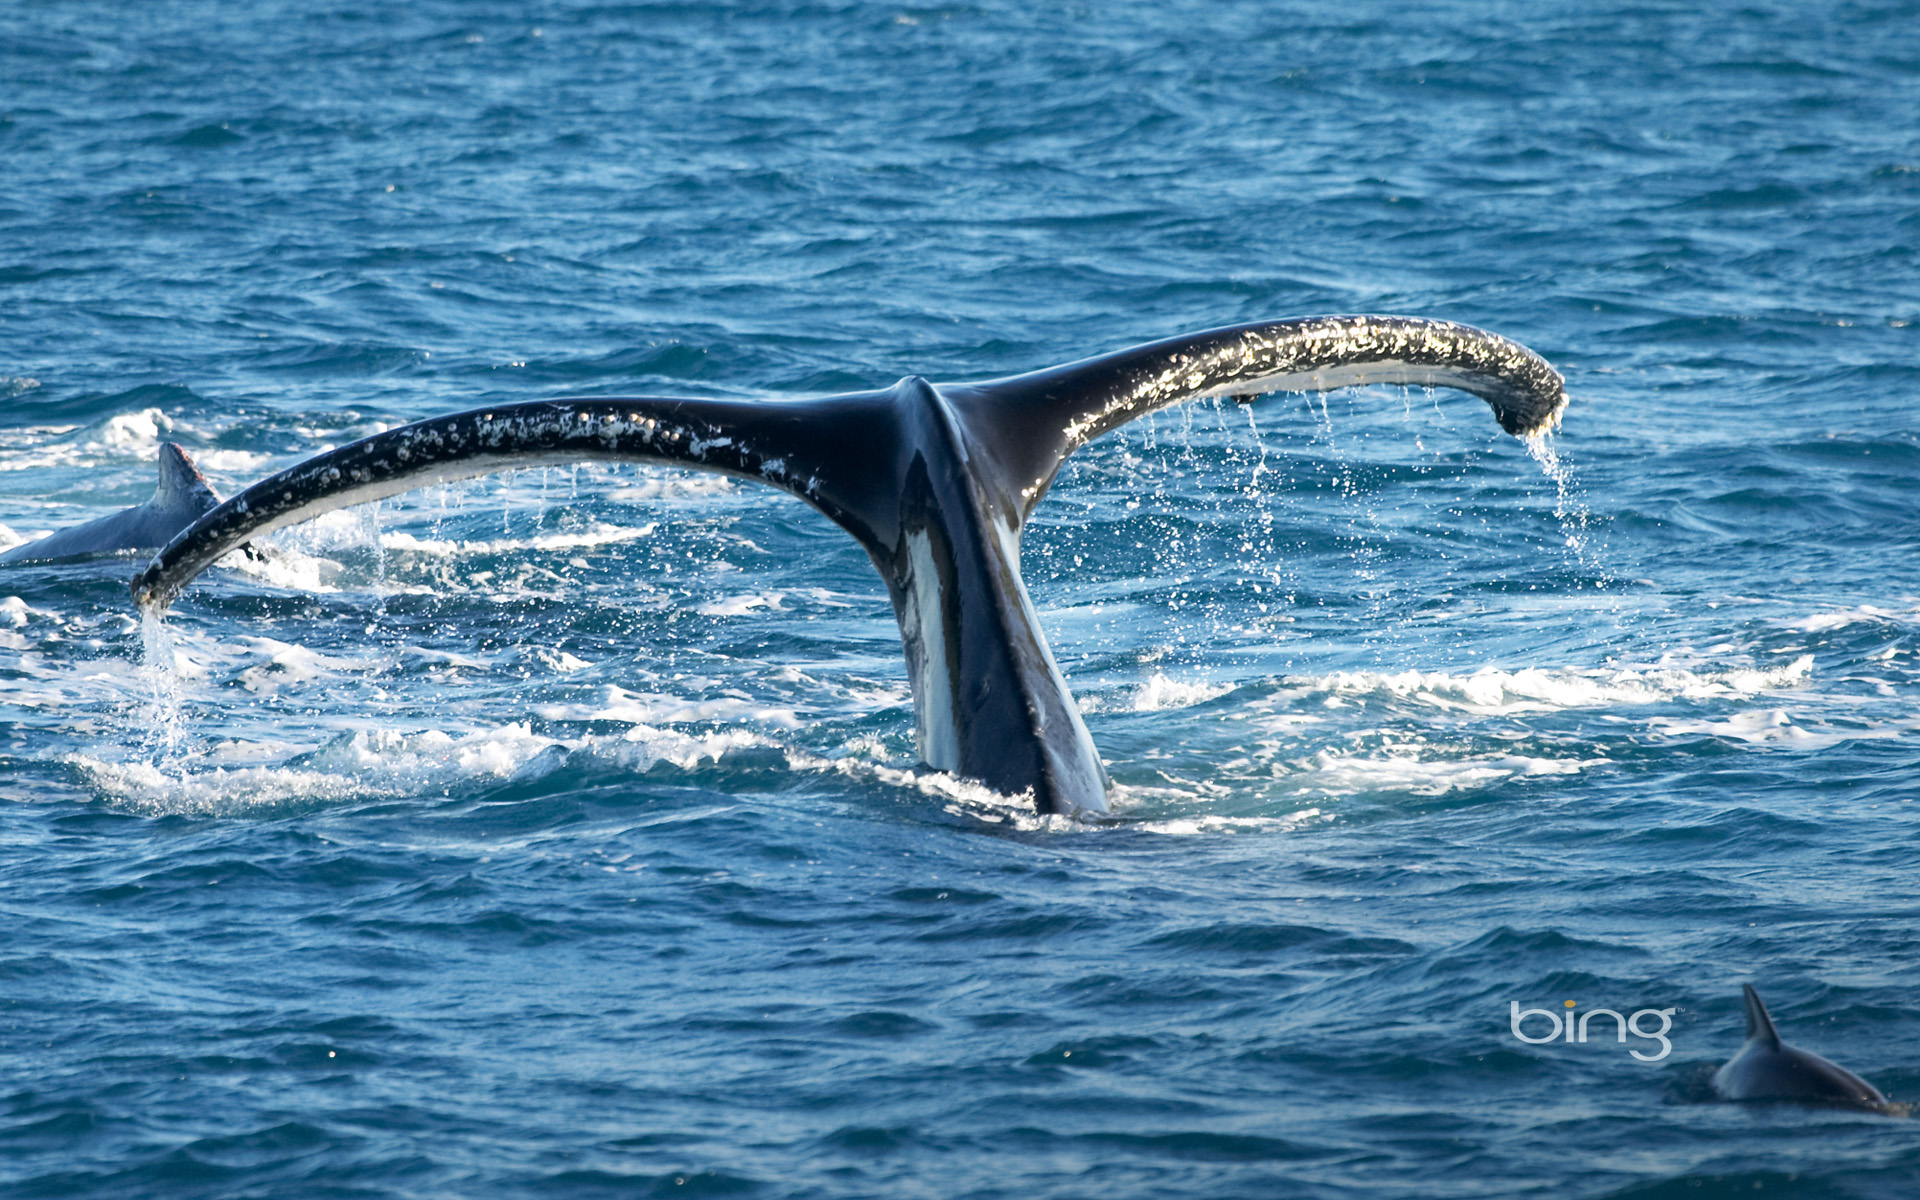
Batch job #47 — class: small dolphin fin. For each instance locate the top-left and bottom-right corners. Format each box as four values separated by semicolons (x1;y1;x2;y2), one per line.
1742;984;1783;1051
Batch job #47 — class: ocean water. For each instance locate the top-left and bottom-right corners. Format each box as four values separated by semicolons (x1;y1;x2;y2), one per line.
3;1;1918;1196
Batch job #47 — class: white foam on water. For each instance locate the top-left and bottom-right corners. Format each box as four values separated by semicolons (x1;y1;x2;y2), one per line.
2;595;55;629
400;646;490;671
229;636;371;694
607;473;738;502
380;522;657;557
71;709;818;816
1647;709;1920;749
1081;672;1234;713
522;646;594;673
1782;604;1920;633
1283;747;1605;797
1284;655;1815;715
695;590;786;617
220;545;346;594
0;409;183;473
1132;809;1331;835
193;448;279;476
75;722;568;815
75;757;382;815
610;721;779;772
535;684;802;730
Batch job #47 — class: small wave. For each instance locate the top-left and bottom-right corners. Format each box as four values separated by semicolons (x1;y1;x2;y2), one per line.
381;523;658;557
607;474;737;502
1783;604;1919;633
0;408;179;472
535;684;802;729
229;636;372;694
0;594;62;650
1131;810;1329;835
1284;748;1604;797
73;719;783;816
1286;656;1814;715
695;590;786;617
221;546;347;595
0;405;278;481
1648;710;1920;749
1082;672;1233;713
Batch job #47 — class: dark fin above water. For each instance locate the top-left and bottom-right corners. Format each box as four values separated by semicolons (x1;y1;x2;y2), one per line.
2;441;222;564
1713;984;1898;1112
1743;983;1782;1052
156;441;220;513
131;316;1565;814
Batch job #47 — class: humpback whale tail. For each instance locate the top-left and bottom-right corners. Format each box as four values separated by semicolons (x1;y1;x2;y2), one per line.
2;441;221;564
131;315;1566;816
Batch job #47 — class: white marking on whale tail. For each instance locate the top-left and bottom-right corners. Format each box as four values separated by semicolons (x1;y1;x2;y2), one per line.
901;528;960;772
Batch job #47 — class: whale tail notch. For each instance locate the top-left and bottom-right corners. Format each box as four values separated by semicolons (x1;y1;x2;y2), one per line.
130;315;1567;815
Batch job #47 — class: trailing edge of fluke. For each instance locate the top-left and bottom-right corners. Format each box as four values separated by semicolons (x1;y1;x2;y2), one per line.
132;315;1568;817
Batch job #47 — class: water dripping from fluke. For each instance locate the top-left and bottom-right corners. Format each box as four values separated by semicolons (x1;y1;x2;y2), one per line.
1524;429;1610;587
137;608;187;766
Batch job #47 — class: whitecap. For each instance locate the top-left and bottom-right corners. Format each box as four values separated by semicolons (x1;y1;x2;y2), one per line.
1284;656;1814;715
1648;710;1920;749
1082;672;1234;713
1782;605;1919;633
695;590;785;616
1285;748;1606;797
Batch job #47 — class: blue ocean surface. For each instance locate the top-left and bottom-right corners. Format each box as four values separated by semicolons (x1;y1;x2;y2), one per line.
3;1;1918;1196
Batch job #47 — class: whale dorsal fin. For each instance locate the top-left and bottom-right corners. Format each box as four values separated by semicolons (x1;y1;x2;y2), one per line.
1742;984;1783;1051
155;442;220;513
944;315;1566;521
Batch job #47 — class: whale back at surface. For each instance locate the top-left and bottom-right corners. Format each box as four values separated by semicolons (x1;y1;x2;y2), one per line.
0;443;220;564
1711;984;1890;1110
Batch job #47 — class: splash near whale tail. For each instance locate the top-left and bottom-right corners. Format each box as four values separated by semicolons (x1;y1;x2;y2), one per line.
131;315;1566;815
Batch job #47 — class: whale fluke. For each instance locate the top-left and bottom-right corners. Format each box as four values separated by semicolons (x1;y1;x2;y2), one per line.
1712;985;1898;1112
131;315;1566;815
2;442;221;564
